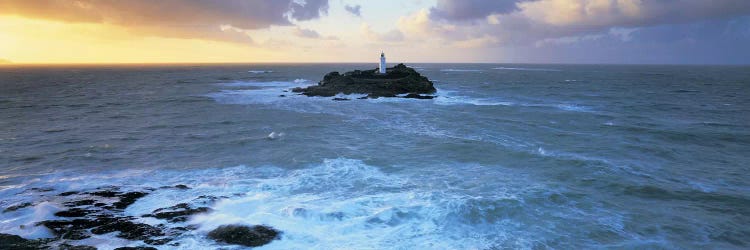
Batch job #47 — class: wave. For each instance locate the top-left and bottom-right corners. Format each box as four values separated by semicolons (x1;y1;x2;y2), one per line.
493;67;561;72
553;104;591;112
440;69;483;72
434;95;514;106
0;159;549;249
220;81;299;88
432;90;591;112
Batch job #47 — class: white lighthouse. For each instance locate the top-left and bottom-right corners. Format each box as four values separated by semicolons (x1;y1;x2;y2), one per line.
379;51;386;74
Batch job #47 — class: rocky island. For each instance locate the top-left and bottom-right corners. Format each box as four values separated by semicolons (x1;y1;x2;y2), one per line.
292;63;436;99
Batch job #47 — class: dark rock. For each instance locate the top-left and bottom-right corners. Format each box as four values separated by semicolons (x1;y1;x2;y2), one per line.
30;187;54;192
59;191;79;196
144;237;173;245
144;203;211;222
292;63;436;99
90;218;164;241
207;224;280;247
0;233;53;250
114;247;157;250
40;219;98;240
54;208;96;217
113;192;148;209
59;243;97;250
279;94;286;97
332;97;350;101
402;93;436;99
174;184;190;189
64;199;95;207
89;190;119;198
4;202;33;212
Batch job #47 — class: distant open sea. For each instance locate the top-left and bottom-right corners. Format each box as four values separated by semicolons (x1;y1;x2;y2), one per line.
1;63;749;249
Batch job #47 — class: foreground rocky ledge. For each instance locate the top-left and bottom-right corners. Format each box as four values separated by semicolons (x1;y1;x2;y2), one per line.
292;63;436;99
1;185;281;249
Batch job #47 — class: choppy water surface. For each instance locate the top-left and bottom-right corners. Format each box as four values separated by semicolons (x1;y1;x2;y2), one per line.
1;63;749;249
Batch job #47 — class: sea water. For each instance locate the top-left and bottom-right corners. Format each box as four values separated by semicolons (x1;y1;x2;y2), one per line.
1;63;749;249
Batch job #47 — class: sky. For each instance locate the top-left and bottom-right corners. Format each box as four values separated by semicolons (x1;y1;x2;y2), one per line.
0;0;749;64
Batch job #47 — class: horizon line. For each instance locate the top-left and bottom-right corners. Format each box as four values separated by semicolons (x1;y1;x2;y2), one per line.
2;61;749;66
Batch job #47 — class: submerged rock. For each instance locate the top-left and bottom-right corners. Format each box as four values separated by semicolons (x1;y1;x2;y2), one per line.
143;203;212;222
113;192;148;209
58;191;79;196
54;208;96;217
59;243;97;250
0;233;52;249
3;202;33;212
292;63;436;99
90;217;164;240
40;219;98;240
403;93;436;99
207;224;280;247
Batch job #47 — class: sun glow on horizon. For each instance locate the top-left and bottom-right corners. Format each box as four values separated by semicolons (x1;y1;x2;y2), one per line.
0;16;289;64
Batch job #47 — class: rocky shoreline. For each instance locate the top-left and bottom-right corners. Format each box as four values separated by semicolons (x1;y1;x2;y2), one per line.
1;185;281;249
292;63;437;99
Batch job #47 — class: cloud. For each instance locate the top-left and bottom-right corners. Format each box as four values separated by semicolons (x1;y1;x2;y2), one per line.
289;0;329;21
430;0;527;21
345;4;362;17
293;27;321;38
292;27;339;40
0;0;330;43
411;0;750;47
0;58;11;64
360;23;404;43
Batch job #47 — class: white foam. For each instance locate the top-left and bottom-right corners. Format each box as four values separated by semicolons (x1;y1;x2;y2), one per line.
1;159;535;249
432;90;513;107
248;70;273;74
434;95;514;106
266;132;285;140
0;202;59;239
555;104;591;112
181;159;499;249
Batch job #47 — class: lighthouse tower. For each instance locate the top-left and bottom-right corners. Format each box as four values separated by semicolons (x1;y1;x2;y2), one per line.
379;51;386;74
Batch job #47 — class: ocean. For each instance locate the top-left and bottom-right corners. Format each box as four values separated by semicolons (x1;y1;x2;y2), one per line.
1;63;749;249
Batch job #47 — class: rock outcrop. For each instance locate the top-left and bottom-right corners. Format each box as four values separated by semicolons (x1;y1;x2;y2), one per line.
207;224;281;247
1;185;282;249
292;63;436;99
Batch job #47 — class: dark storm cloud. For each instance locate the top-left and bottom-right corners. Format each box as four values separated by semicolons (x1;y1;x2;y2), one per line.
419;0;750;46
0;0;330;42
429;0;528;21
345;4;362;17
289;0;329;21
503;17;750;64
